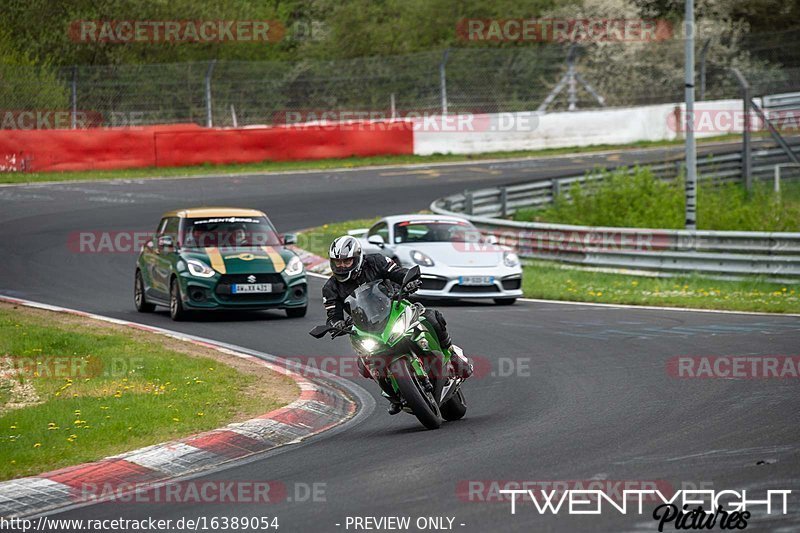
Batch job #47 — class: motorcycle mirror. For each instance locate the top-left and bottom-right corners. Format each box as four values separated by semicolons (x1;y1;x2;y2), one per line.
401;265;420;286
309;325;330;338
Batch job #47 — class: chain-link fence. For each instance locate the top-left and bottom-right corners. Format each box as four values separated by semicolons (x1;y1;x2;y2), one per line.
1;28;799;128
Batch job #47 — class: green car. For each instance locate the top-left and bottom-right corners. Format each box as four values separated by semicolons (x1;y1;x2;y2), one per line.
134;207;307;320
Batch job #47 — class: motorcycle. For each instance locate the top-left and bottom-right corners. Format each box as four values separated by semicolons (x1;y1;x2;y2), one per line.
309;266;467;430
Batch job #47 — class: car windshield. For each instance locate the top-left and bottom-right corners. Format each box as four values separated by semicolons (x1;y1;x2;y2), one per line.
345;280;392;332
182;216;281;248
393;220;481;244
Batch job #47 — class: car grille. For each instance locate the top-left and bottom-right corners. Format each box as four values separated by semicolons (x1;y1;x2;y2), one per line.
215;273;286;301
502;278;522;290
420;277;447;291
450;285;497;294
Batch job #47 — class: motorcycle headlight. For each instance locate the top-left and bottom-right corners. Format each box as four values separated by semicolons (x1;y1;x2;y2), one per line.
411;250;435;267
284;255;304;276
388;308;413;344
358;338;380;353
186;259;216;278
504;251;520;267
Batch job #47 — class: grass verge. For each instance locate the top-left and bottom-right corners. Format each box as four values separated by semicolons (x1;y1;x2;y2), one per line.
1;135;741;185
298;220;799;313
0;302;298;481
523;263;799;313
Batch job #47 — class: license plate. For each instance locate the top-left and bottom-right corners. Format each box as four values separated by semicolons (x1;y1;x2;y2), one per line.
232;283;272;294
458;276;494;286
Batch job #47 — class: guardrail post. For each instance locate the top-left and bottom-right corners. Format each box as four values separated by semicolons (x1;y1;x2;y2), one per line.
551;179;562;201
464;191;473;215
499;187;508;217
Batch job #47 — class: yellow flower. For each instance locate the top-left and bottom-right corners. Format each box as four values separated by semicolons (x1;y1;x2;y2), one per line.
196;412;204;417
172;418;180;422
33;443;41;448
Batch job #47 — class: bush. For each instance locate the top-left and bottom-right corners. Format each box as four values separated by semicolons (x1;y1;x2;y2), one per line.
513;166;800;232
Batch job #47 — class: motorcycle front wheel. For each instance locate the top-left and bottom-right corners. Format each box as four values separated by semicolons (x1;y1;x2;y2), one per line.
389;359;442;430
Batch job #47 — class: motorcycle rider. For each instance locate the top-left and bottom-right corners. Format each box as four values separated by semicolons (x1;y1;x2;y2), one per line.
322;235;473;414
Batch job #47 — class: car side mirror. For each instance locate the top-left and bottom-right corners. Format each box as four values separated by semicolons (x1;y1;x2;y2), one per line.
158;235;174;251
401;265;420;286
367;234;385;247
283;233;297;245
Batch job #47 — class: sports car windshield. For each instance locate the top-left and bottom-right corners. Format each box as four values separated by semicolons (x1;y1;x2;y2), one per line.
345;280;392;332
182;216;282;248
393;221;481;244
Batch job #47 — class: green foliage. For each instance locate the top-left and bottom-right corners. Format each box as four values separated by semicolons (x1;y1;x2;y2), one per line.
0;29;69;109
514;167;800;232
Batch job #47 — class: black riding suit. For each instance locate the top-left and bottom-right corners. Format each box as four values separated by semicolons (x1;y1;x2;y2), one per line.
322;254;452;349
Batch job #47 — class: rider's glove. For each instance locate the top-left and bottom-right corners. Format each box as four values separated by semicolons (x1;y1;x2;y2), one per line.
404;279;423;294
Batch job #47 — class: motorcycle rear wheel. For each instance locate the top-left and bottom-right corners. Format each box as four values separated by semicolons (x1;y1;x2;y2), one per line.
441;388;467;421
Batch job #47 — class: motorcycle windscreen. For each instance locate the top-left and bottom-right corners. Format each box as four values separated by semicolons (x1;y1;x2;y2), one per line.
346;280;392;332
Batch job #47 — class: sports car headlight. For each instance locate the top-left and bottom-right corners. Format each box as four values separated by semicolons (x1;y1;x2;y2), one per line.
411;250;435;267
388;308;413;344
504;251;520;267
186;259;216;278
284;255;304;276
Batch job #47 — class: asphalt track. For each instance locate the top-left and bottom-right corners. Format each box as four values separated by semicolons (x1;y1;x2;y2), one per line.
1;141;799;532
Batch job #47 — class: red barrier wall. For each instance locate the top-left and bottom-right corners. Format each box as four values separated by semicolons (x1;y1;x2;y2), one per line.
0;122;414;173
155;123;413;167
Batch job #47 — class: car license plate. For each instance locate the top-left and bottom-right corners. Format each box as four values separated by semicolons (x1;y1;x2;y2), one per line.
458;276;494;286
232;283;272;294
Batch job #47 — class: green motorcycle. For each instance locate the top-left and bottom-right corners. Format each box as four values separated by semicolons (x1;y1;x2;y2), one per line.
310;266;467;430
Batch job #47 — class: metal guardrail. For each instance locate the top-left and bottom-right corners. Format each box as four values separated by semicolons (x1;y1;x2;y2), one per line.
431;146;800;280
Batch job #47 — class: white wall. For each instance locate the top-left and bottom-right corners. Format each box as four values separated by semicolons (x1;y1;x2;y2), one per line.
413;98;755;156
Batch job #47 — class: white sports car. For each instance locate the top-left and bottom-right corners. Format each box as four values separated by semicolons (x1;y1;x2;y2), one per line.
349;214;523;304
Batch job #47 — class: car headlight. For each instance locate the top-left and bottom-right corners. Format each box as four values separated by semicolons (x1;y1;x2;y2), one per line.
186;259;216;278
388;307;413;344
284;255;304;276
504;251;520;267
411;250;434;267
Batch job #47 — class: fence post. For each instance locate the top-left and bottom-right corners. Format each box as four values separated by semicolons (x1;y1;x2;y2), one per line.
205;59;217;128
699;39;710;101
499;187;508;217
464;190;473;215
731;68;752;191
439;49;449;115
70;66;78;129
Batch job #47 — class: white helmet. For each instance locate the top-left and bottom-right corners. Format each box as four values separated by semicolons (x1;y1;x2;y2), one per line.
329;236;363;282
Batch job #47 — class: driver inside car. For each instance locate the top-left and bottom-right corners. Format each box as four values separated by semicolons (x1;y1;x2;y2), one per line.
322;235;473;414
